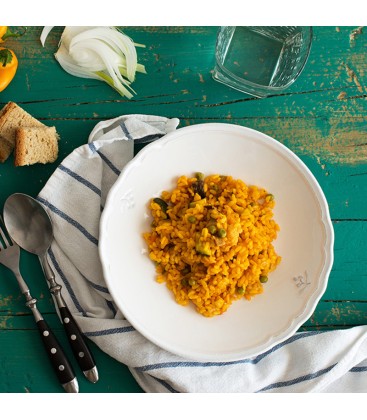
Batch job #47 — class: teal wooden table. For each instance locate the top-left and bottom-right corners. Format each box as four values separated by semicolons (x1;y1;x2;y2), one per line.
1;26;367;393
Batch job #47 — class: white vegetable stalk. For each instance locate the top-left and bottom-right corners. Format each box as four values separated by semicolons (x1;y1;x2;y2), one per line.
41;26;146;98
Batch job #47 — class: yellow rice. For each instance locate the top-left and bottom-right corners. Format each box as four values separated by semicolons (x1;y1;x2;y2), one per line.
143;173;281;317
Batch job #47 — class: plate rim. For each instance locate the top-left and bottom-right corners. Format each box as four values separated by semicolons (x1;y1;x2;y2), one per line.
99;122;334;361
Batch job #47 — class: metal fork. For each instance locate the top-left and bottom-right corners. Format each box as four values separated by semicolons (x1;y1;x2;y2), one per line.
0;215;78;393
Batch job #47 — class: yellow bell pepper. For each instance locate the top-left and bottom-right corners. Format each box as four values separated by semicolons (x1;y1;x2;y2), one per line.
0;47;18;92
0;26;23;43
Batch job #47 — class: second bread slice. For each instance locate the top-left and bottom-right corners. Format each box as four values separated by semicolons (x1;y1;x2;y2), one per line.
0;102;46;162
15;126;59;166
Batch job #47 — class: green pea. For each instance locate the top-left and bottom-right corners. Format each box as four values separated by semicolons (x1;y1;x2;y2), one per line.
236;286;245;295
188;278;197;286
208;224;217;235
188;215;197;223
195;172;205;181
217;228;227;238
260;275;268;283
181;277;189;287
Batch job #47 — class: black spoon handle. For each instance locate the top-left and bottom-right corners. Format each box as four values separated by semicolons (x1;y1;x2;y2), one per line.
59;304;98;382
36;318;78;392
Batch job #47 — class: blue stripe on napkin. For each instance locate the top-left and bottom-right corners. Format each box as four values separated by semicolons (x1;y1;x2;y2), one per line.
84;277;110;294
58;164;101;196
88;143;121;176
105;300;117;317
150;375;179;393
350;365;367;372
256;363;337;393
119;121;133;140
84;326;136;337
37;197;98;246
135;330;324;372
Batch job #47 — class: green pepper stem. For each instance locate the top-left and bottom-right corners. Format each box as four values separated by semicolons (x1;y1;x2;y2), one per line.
0;49;13;67
1;27;26;41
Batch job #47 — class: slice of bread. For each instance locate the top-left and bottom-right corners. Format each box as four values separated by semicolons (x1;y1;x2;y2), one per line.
0;102;46;162
0;134;14;163
14;126;59;166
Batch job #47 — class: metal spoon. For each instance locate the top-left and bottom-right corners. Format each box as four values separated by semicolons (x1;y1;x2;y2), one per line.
4;193;98;384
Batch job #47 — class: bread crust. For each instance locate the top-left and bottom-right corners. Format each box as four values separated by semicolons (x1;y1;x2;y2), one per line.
14;126;59;166
0;102;46;162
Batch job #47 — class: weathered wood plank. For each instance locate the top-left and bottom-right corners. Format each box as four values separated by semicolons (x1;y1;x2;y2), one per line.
304;301;367;328
0;330;143;393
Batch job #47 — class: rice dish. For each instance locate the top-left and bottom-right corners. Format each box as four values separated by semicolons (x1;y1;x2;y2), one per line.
143;173;281;317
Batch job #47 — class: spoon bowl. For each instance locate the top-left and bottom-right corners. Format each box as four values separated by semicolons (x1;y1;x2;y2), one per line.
4;193;53;256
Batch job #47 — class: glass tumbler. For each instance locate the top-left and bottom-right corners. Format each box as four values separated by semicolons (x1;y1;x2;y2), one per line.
212;26;313;98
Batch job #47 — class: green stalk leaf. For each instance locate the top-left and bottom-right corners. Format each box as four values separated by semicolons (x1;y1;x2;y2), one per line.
2;26;26;41
0;49;13;67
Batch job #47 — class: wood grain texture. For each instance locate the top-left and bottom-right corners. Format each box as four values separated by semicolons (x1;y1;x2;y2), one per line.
1;25;367;392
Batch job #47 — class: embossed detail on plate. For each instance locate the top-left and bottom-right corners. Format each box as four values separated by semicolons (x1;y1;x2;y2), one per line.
120;189;135;213
293;270;311;291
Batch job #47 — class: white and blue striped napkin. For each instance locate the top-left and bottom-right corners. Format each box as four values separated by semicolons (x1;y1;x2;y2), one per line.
38;114;367;393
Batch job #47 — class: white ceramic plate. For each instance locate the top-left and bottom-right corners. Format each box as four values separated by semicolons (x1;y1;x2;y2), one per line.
99;123;334;362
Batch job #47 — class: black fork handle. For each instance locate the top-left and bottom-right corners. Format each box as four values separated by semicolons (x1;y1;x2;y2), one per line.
41;252;98;383
27;298;79;393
